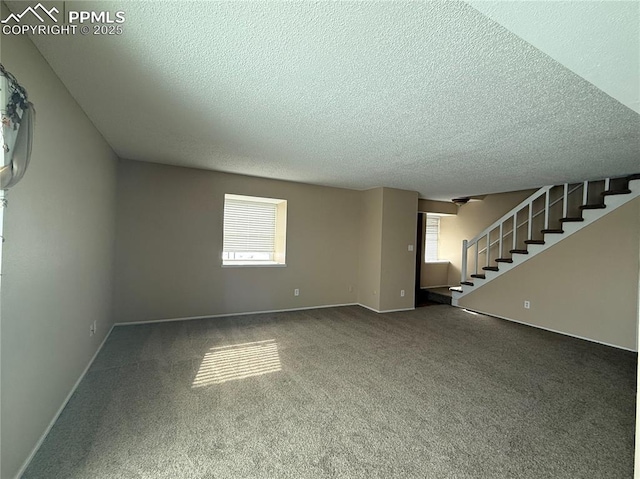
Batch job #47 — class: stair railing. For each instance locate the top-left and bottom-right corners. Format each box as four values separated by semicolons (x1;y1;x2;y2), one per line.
475;183;583;257
461;180;595;282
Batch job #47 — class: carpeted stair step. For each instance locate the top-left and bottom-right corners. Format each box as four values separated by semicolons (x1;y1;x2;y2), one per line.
579;204;606;210
560;217;584;223
602;189;631;196
495;258;513;263
470;274;486;279
424;289;453;305
509;249;528;254
524;240;545;245
461;281;474;286
541;229;564;234
482;266;499;272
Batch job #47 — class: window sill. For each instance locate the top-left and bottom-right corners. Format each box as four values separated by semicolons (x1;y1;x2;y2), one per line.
424;260;450;264
222;261;287;268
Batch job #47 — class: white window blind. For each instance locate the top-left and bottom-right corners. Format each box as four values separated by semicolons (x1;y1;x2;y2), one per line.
425;215;440;261
223;198;276;253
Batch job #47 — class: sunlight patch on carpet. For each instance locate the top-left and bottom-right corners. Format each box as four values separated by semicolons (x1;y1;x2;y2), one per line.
192;339;281;387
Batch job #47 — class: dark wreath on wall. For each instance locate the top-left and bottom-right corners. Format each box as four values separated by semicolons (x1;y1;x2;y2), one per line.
0;63;35;191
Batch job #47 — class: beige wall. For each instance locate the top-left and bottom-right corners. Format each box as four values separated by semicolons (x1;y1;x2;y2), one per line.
636;269;640;474
440;189;536;285
357;188;383;311
418;198;457;215
115;170;419;321
421;262;450;288
114;160;361;322
458;198;640;350
1;22;118;479
356;187;418;312
379;188;419;311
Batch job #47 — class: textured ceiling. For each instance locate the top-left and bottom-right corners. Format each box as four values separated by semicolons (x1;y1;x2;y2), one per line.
469;1;640;114
11;1;640;200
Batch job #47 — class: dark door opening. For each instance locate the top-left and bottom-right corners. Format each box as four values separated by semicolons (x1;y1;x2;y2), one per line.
415;213;429;307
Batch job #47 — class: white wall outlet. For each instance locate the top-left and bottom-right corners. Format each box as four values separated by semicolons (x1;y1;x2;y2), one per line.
524;300;531;309
348;285;353;293
408;244;414;252
400;289;405;297
89;320;96;337
294;288;300;296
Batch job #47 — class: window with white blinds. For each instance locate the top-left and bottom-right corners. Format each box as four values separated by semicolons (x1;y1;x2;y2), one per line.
222;194;287;265
425;215;440;262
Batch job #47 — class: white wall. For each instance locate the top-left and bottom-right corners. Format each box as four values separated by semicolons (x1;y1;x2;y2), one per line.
0;20;118;478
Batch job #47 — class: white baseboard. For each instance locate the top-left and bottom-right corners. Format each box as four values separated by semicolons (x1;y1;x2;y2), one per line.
459;307;636;352
357;303;380;313
357;303;415;314
377;307;416;313
116;303;420;327
420;285;453;289
14;324;116;479
115;303;360;326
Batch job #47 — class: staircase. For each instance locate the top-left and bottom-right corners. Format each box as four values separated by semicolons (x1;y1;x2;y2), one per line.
451;174;640;305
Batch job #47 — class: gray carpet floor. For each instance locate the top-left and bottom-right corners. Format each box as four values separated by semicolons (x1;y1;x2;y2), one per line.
23;305;636;478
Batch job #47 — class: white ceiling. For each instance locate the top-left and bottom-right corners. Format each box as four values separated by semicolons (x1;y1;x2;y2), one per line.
8;1;640;200
469;1;640;115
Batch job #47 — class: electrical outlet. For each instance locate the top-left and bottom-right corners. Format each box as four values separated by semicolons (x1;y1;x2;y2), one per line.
408;245;414;252
524;300;530;309
294;288;300;296
348;285;353;293
400;289;405;297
